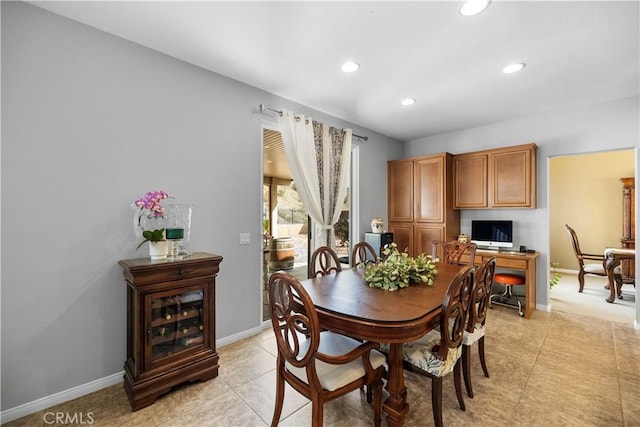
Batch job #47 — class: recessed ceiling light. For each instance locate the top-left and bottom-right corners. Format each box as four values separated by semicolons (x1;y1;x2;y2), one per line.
341;61;360;73
459;0;491;17
502;63;526;74
401;98;416;106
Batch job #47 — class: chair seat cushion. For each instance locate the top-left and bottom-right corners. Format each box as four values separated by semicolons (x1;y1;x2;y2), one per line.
583;263;606;274
285;331;386;392
381;329;461;378
462;323;485;346
494;273;525;285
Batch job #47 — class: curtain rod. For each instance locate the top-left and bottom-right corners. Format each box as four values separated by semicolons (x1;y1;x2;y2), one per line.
259;104;369;141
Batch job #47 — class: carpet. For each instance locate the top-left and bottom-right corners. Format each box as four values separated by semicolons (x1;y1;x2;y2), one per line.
550;271;636;324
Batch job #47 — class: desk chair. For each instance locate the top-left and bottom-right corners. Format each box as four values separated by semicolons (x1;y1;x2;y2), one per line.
489;273;526;317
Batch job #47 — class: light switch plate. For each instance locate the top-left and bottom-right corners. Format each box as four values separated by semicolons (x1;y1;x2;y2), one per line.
240;233;251;245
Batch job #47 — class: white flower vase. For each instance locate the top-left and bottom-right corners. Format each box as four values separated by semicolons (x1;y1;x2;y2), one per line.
371;217;384;234
149;240;169;261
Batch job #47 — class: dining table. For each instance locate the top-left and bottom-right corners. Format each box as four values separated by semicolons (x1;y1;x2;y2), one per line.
298;263;463;427
604;247;636;303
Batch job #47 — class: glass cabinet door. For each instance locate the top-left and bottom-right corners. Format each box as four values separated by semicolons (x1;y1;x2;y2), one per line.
147;286;206;363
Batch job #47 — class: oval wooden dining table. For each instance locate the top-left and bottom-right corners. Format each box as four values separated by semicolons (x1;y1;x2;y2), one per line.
298;263;463;427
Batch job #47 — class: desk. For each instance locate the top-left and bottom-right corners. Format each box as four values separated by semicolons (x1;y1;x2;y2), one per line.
460;249;539;318
299;264;461;427
604;248;635;303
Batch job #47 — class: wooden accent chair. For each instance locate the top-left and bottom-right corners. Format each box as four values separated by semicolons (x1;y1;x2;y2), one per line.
267;272;385;427
351;241;378;267
462;257;496;398
564;224;607;292
309;246;342;277
383;265;475;427
432;240;477;266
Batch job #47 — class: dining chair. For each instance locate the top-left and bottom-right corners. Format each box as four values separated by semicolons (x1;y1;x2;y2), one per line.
309;246;343;277
351;241;378;267
267;271;385;427
432;240;477;266
385;264;475;427
564;224;607;292
462;257;496;398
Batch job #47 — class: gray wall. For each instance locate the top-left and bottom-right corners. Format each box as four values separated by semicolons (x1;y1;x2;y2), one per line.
0;2;402;411
404;96;639;313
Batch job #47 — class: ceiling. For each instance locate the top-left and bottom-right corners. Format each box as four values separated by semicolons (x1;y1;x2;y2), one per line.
263;129;291;180
30;1;639;141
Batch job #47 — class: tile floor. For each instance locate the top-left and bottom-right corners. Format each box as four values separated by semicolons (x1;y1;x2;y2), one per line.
4;304;640;426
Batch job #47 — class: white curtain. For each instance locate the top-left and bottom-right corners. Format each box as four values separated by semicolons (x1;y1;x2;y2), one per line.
278;109;352;251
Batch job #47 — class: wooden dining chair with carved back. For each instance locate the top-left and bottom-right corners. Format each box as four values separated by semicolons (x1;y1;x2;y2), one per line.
268;271;385;427
432;240;477;266
351;241;378;268
564;224;607;292
309;246;343;277
461;257;496;399
383;264;475;427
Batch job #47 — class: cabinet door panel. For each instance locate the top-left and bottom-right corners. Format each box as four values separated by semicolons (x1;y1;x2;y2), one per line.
454;153;487;208
492;149;532;207
388;223;413;255
415;225;444;257
145;283;209;371
415;157;444;222
388;160;414;222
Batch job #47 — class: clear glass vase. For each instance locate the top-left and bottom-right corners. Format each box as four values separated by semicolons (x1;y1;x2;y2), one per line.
166;204;193;256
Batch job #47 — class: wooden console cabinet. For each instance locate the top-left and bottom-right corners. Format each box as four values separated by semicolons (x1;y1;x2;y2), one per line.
119;252;223;411
460;249;539;319
387;153;460;256
621;177;635;282
454;143;537;209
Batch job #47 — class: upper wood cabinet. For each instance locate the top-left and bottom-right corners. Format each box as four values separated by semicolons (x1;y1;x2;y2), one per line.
388;153;459;256
454;143;537;209
388;159;414;222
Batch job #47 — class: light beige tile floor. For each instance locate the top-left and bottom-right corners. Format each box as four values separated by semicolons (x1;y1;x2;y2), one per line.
4;281;640;427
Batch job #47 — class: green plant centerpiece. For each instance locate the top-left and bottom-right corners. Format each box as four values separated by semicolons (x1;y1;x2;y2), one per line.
363;243;439;291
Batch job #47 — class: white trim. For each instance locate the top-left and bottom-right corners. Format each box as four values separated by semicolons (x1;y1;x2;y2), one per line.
350;145;360;252
537;302;551;312
1;325;270;423
216;325;266;348
0;372;123;423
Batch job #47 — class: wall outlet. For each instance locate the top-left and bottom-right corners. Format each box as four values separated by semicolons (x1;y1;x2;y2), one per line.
240;233;251;245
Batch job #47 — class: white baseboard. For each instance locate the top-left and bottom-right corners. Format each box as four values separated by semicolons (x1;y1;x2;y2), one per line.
216;324;267;347
536;302;551;312
0;372;123;424
555;268;578;275
1;326;269;424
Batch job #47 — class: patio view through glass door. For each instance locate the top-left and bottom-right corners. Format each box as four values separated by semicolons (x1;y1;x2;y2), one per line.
262;128;351;321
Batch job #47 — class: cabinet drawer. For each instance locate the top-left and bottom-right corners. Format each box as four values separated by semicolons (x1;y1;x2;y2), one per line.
120;253;222;286
494;257;527;270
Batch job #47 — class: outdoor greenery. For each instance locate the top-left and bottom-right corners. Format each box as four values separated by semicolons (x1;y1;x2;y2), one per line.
550;262;562;288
